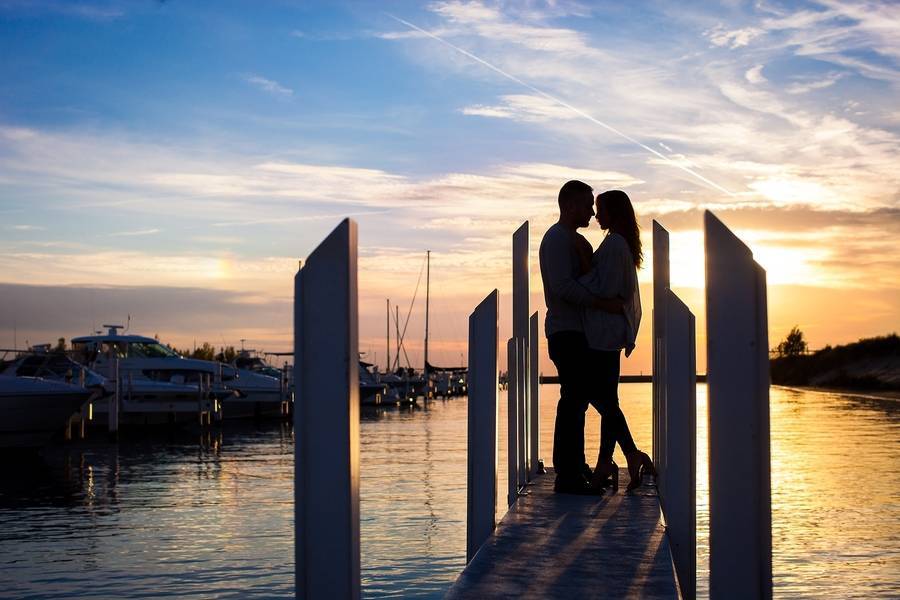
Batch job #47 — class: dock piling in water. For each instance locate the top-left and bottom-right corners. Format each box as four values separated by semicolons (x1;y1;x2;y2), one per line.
652;220;669;484
293;219;360;600
705;211;772;600
108;358;119;439
528;311;541;477
661;289;697;598
653;221;698;598
506;337;520;507
466;289;499;562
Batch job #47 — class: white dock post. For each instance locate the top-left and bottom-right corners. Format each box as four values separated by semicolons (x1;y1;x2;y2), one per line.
108;358;119;438
512;222;531;478
652;220;669;482
294;219;360;600
516;336;527;489
663;289;697;600
705;210;772;600
506;337;519;507
467;290;499;562
528;312;541;476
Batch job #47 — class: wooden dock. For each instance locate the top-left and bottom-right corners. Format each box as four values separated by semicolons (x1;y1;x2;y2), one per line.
446;469;678;599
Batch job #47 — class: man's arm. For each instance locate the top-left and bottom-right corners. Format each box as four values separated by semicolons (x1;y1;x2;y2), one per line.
541;235;623;313
541;234;595;307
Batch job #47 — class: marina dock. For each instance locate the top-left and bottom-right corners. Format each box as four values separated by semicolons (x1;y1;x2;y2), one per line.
292;214;773;598
446;469;677;599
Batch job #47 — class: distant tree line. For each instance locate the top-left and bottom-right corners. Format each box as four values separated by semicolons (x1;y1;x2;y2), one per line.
775;326;807;357
41;337;238;364
169;342;238;363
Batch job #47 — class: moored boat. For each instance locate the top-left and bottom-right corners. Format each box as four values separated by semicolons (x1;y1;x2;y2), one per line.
0;376;92;448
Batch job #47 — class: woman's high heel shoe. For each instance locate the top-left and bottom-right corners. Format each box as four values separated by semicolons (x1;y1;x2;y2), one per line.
624;450;656;491
590;459;619;492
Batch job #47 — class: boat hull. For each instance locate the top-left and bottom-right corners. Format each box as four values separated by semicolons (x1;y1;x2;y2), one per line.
221;389;289;419
0;380;91;448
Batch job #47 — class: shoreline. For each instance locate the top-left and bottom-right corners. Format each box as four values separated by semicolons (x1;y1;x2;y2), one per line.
772;384;900;402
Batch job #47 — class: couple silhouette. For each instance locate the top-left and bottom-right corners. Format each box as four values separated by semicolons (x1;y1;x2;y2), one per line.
539;180;655;495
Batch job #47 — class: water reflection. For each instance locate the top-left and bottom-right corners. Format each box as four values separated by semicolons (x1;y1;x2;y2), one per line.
0;386;897;598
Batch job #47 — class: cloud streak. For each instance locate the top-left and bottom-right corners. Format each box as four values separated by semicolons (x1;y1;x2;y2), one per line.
244;74;294;97
385;12;738;197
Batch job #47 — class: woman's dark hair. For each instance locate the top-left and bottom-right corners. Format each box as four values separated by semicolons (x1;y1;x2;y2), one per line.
597;190;642;268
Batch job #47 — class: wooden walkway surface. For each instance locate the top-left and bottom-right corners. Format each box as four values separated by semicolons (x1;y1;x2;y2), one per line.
445;469;678;599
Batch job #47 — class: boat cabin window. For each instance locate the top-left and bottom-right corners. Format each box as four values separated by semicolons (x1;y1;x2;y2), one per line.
129;342;180;359
101;341;128;359
72;341;96;363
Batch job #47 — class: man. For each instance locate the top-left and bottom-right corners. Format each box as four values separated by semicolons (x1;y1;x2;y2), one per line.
539;180;622;494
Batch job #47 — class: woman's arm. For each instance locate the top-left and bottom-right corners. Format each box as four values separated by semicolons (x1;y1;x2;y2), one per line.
578;234;625;314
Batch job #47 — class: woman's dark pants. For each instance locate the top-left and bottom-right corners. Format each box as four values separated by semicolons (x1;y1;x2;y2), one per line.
589;349;637;462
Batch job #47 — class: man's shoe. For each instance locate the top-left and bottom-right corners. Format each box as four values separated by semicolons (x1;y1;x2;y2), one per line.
581;463;593;481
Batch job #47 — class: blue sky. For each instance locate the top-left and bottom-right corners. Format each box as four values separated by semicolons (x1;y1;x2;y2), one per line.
1;0;898;372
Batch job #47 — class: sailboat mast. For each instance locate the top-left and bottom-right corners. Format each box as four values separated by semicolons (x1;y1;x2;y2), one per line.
386;298;391;373
395;305;401;371
424;250;430;375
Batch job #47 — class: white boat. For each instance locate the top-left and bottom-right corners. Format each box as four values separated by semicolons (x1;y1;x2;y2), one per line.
0;348;105;390
71;326;286;420
0;376;92;448
229;350;291;417
1;347;223;426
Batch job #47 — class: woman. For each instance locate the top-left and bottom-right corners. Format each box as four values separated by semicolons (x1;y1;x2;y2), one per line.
578;189;655;491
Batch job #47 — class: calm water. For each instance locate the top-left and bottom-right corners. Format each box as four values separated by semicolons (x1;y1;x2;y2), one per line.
1;384;898;598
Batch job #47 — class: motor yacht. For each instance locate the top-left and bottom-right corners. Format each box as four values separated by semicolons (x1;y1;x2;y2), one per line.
0;376;92;448
71;326;286;419
1;346;221;426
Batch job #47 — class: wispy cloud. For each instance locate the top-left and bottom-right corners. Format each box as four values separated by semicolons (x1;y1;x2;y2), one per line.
243;74;293;97
706;25;763;49
108;228;161;237
786;71;846;94
745;65;767;84
461;94;580;122
8;224;45;231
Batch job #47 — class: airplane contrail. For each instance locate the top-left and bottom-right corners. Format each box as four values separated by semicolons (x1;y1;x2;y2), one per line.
386;13;736;197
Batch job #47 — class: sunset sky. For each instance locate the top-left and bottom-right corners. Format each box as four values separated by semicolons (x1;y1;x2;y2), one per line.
1;1;898;374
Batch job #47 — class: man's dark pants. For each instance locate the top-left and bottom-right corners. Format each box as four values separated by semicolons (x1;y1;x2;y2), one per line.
548;330;590;481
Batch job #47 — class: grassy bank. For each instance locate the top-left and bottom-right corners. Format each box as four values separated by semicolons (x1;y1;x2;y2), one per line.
770;334;900;391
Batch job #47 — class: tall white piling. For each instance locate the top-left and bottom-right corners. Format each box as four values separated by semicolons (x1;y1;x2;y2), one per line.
652;220;669;477
467;290;499;562
515;336;527;488
108;358;119;438
663;289;697;600
705;210;772;600
512;222;529;346
294;219;360;600
512;222;532;480
528;312;541;477
506;337;519;507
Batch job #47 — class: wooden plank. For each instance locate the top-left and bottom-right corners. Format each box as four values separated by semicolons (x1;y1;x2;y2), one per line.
447;470;678;599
